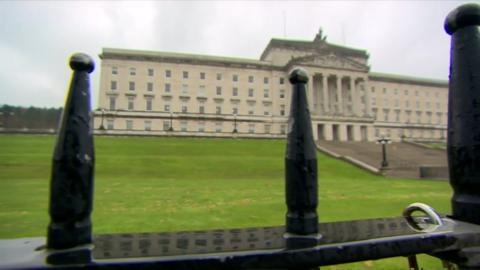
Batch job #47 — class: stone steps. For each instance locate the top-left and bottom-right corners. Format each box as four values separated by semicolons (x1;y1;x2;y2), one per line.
317;140;447;179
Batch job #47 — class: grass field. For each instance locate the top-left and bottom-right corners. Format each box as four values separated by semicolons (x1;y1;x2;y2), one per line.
0;134;452;269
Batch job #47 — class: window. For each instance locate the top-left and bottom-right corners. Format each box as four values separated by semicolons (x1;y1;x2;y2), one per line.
198;85;206;96
216;73;222;80
406;100;410;108
406;111;412;123
279;78;285;85
112;67;118;75
146;99;152;111
199;102;205;114
128;97;134;110
383;99;388;106
181;102;188;113
198;121;205;132
200;72;206;80
233;74;238;82
164;104;170;112
375;128;380;137
165;70;171;78
248;75;254;83
182;84;188;95
110;81;117;90
395;99;399;107
436;102;440;110
404;89;408;95
147;82;153;92
248;104;255;115
383;109;389;121
129;68;136;76
215;122;222;132
148;68;154;76
415;90;419;97
427;112;432;123
383;88;387;94
416;111;422;123
371;87;375;93
216;86;222;96
180;121;188;132
280;89;285;98
232;106;238;115
144;120;151;131
109;97;116;110
232;87;238;96
280;105;285;116
371;97;377;106
183;71;189;79
395;111;400;122
107;119;114;130
264;77;269;84
129;81;135;91
248;88;254;97
163;121;171;131
416;101;420;109
372;108;378;120
248;124;255;134
264;105;271;116
263;89;269;98
426;102;431;109
216;106;222;115
165;83;171;93
126;120;133;130
280;124;286;134
264;124;271;134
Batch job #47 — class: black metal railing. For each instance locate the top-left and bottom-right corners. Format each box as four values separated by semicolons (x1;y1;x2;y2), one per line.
0;3;480;270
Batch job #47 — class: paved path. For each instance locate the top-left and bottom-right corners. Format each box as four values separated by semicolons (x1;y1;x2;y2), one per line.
318;141;448;179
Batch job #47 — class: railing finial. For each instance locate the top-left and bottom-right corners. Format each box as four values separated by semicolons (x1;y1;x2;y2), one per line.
445;3;480;225
47;53;95;249
285;68;320;247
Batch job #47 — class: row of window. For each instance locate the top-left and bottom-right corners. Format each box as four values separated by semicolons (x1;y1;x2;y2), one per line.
110;81;286;99
371;86;446;99
112;66;286;84
372;108;447;124
108;97;287;116
375;128;446;139
371;98;444;111
108;119;287;134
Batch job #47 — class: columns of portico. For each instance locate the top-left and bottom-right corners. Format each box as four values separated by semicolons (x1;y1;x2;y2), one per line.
307;74;314;112
350;77;357;116
336;75;343;114
322;74;329;114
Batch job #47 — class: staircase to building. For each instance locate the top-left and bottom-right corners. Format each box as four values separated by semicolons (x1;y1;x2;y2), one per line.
317;140;448;179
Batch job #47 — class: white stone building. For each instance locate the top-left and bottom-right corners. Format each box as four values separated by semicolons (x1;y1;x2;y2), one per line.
94;30;448;142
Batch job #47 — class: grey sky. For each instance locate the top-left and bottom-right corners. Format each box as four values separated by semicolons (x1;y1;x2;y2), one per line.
0;1;469;108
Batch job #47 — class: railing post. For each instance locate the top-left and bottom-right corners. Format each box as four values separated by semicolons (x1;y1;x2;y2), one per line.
445;4;480;226
285;68;320;248
47;53;95;249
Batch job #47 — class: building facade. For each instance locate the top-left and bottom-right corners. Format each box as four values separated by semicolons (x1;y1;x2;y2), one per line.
95;30;448;142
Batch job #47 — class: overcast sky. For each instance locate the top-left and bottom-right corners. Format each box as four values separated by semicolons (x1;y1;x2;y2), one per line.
0;1;470;108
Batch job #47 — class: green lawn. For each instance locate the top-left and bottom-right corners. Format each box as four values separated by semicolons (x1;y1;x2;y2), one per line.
0;134;452;269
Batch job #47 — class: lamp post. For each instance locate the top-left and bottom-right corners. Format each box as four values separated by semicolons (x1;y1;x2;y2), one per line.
233;113;238;133
377;136;391;169
169;112;174;131
99;109;105;130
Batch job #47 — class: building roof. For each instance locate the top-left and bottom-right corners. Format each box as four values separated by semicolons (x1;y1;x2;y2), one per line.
100;48;278;70
260;33;368;60
369;72;448;88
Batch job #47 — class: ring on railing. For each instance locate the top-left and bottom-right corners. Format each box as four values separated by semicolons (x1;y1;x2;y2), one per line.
403;203;443;232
